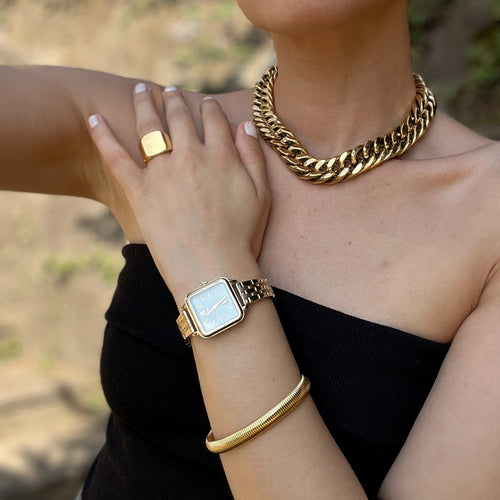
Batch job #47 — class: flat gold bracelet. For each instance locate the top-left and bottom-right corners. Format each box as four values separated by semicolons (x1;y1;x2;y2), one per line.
205;375;310;454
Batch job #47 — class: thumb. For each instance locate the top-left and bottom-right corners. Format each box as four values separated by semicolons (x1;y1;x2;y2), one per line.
235;121;269;197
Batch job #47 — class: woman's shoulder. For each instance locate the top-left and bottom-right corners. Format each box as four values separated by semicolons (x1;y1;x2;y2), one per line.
408;112;500;313
405;110;495;159
403;109;500;242
406;110;500;189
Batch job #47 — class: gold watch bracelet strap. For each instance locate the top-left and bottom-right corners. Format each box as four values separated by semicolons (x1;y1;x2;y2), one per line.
235;277;275;308
206;375;311;453
177;307;197;346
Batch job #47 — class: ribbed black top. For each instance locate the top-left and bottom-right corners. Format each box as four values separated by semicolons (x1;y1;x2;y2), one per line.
83;244;450;499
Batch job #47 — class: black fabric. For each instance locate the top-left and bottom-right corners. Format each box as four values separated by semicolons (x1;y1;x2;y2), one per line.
83;244;450;499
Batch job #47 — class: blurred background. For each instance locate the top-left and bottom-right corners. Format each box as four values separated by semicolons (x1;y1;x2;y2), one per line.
0;0;498;498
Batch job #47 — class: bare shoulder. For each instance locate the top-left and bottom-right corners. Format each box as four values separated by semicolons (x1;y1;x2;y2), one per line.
408;109;500;195
476;136;500;168
406;108;500;270
406;109;496;158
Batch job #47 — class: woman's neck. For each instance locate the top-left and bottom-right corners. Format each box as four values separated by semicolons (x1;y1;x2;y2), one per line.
271;2;415;158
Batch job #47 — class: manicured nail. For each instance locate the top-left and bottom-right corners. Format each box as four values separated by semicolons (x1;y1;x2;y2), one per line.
244;120;257;138
134;82;148;95
163;86;177;93
203;96;214;101
88;114;100;128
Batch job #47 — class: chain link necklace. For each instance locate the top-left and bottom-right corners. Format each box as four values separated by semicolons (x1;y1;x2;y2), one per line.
252;66;436;184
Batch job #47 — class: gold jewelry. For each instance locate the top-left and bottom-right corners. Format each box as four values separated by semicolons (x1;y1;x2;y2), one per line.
177;277;274;346
139;130;173;162
252;66;436;184
206;375;310;454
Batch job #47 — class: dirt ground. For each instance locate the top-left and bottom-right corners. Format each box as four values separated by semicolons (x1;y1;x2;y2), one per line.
0;194;122;500
0;0;497;498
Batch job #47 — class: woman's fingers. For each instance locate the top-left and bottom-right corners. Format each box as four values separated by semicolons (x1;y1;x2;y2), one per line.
234;121;270;200
88;113;142;194
200;96;269;200
133;83;166;142
162;87;200;149
201;97;235;147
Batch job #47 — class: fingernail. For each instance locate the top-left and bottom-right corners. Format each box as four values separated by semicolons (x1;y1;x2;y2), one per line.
88;114;100;129
163;86;177;93
203;96;214;101
134;82;148;95
244;121;257;138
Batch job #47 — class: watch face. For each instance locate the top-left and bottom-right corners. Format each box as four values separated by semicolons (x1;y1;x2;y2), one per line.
187;278;243;337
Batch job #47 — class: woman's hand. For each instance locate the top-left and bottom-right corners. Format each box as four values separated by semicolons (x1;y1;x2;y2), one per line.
88;84;270;302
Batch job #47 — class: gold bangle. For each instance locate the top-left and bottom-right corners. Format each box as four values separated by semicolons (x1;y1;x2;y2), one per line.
205;375;310;454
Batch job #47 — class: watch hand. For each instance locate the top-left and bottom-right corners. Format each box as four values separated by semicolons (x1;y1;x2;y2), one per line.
206;294;229;316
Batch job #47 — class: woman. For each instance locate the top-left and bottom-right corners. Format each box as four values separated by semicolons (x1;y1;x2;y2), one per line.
2;0;499;498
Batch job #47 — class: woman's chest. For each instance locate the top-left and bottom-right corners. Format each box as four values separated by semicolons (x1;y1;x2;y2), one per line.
257;162;491;344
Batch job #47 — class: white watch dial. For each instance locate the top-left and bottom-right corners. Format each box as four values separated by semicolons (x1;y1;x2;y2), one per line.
187;279;243;337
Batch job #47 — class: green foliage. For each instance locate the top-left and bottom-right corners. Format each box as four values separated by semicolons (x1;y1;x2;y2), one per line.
121;0;174;26
409;0;500;99
468;23;500;88
41;0;82;13
466;1;500;90
129;0;173;12
44;251;121;285
214;0;235;21
175;39;226;68
83;390;108;413
0;333;22;362
39;338;62;371
490;0;500;18
408;0;450;45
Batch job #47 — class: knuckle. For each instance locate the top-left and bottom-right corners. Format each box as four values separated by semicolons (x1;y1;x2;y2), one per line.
218;150;236;166
106;146;130;167
167;103;191;122
183;151;202;170
140;118;162;133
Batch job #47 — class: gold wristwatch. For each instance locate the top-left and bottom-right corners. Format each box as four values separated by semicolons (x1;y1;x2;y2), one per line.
176;277;274;345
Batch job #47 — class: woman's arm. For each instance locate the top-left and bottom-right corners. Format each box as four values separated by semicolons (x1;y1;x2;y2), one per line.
89;85;366;499
0;65;164;205
378;263;500;499
89;86;500;499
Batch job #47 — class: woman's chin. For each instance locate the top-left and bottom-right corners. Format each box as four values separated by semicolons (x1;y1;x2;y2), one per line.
235;0;398;35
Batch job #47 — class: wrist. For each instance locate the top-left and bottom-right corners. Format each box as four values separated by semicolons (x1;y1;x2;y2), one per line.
168;254;262;309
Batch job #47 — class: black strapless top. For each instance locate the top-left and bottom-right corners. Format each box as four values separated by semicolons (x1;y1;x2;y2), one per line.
83;244;450;499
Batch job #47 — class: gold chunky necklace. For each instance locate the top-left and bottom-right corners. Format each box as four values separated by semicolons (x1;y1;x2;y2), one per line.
252;66;436;184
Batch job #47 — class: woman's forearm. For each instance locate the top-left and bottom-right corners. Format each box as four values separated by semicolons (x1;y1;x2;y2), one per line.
0;65;87;194
0;65;151;201
170;255;367;500
88;86;367;499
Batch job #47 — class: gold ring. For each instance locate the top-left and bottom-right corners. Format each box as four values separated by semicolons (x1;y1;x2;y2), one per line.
139;130;173;162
